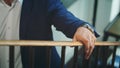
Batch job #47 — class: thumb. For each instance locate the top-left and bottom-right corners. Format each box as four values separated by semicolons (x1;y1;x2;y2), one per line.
71;36;77;47
73;35;77;42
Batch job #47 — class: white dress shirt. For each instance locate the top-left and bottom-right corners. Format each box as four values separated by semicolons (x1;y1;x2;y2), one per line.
0;0;22;68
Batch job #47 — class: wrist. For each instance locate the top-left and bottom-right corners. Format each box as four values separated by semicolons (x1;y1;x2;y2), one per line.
82;24;94;34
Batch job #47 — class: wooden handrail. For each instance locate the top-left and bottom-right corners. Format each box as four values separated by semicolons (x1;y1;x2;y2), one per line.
0;40;120;46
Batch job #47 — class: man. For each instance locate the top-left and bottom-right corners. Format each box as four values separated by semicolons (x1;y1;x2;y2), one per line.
0;0;99;68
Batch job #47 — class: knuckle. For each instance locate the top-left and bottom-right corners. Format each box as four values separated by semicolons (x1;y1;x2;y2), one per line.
84;39;89;43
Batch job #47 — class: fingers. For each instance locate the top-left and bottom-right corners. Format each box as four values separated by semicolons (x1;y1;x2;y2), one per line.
73;27;96;59
77;30;96;59
73;34;94;59
84;34;96;59
85;40;94;59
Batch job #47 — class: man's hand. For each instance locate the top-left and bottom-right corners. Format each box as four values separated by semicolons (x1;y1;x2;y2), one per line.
73;27;96;59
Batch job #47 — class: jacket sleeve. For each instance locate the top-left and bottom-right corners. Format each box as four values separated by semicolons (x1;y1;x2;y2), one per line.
48;0;100;38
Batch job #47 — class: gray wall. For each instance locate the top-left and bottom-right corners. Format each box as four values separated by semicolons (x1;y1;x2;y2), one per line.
96;0;120;40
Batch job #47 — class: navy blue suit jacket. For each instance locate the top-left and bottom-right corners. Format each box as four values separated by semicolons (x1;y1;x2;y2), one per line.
20;0;99;68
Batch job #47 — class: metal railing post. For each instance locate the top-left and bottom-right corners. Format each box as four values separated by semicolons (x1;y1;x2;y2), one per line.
61;46;66;68
46;47;52;68
73;46;78;68
9;46;14;68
